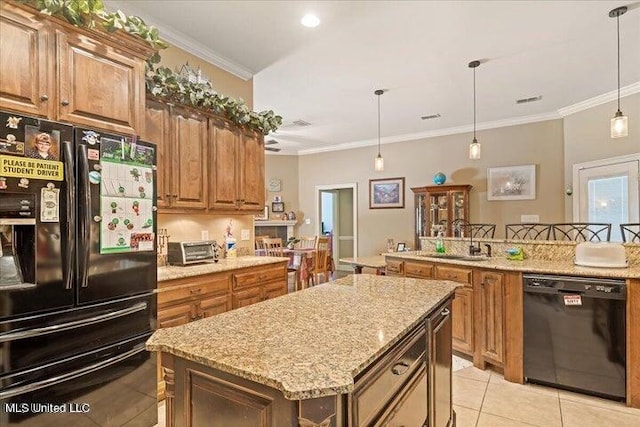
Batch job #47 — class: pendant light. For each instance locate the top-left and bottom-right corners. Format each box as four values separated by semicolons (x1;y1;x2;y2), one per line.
468;60;481;160
609;6;628;138
374;89;385;171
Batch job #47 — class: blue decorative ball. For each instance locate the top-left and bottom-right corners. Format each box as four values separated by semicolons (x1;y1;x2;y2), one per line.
433;172;447;185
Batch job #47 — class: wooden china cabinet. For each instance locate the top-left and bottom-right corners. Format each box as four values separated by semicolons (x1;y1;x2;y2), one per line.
412;184;472;248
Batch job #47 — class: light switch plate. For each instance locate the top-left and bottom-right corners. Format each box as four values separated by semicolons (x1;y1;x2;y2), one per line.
241;229;250;241
520;214;540;223
305;218;311;225
201;230;209;240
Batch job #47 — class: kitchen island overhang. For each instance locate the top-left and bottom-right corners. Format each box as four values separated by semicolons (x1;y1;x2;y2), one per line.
147;274;460;426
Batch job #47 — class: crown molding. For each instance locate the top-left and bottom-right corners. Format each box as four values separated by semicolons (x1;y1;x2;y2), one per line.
297;111;561;156
104;0;253;80
557;82;640;117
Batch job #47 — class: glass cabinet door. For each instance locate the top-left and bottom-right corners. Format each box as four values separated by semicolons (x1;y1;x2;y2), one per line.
415;193;427;245
429;192;449;237
412;185;472;242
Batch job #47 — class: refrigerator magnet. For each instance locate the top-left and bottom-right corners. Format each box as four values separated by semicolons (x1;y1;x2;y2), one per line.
18;178;29;188
0;177;6;190
88;171;101;184
6;116;21;129
40;183;60;222
82;131;100;145
87;148;99;160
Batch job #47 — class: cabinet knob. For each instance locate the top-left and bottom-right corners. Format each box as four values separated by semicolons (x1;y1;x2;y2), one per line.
61;100;69;106
40;95;49;101
441;308;451;317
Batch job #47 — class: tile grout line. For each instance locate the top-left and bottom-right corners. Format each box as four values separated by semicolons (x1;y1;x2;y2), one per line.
474;370;492;427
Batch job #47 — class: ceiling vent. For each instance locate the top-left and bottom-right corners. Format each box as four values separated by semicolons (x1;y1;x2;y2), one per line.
516;96;543;104
421;114;441;120
265;139;281;152
292;119;312;127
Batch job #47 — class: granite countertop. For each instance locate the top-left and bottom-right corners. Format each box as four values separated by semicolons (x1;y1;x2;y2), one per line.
146;274;459;400
158;256;288;282
385;251;640;279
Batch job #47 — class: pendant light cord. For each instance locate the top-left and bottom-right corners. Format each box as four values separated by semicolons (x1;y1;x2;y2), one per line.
473;66;477;140
377;93;381;156
616;13;621;112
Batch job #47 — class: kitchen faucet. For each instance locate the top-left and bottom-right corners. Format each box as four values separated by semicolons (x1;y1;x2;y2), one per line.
468;227;482;256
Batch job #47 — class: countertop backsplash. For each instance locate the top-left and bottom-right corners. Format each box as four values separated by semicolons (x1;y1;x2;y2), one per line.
419;237;640;267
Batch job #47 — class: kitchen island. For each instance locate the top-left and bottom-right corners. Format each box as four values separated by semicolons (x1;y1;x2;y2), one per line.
147;274;460;426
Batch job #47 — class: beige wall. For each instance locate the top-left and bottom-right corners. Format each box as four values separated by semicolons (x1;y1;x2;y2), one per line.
158;46;253;109
562;92;640;219
287;119;565;256
264;154;299;220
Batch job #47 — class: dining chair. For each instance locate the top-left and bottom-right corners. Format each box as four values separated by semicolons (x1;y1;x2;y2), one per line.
620;223;640;243
296;236;317;249
262;237;301;291
255;235;270;253
310;236;331;286
505;223;552;240
550;223;611;242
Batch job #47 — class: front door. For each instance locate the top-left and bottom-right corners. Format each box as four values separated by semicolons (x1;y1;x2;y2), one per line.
575;154;640;242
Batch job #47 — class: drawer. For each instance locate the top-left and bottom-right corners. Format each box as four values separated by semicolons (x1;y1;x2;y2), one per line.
158;275;229;305
435;265;472;286
404;261;433;279
233;265;286;289
351;324;426;426
385;259;404;275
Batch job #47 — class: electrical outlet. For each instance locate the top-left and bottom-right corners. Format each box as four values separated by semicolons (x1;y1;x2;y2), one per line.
305;218;311;225
241;229;250;241
520;215;540;223
201;230;209;241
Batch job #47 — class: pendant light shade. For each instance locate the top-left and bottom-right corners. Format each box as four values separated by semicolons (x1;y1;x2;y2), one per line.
374;89;385;171
468;60;481;160
609;6;628;139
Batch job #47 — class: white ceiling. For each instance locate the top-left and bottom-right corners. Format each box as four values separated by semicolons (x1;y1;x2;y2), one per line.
106;1;640;155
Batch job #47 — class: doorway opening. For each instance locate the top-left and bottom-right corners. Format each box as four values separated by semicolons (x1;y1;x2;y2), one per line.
573;153;640;242
316;184;358;272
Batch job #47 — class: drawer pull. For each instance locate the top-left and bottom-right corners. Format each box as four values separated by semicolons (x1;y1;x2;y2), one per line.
390;361;410;376
190;288;202;294
259;275;267;280
441;308;451;317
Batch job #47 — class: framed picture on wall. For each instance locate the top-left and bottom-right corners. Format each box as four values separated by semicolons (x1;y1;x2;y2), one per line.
369;177;405;209
487;164;536;201
254;205;269;220
272;201;285;213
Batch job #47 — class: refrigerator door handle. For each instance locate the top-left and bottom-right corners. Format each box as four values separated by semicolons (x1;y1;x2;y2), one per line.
0;302;147;343
62;140;75;290
77;144;91;288
0;344;146;399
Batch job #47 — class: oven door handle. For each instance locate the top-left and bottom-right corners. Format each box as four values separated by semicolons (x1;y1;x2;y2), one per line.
0;302;147;343
0;344;146;399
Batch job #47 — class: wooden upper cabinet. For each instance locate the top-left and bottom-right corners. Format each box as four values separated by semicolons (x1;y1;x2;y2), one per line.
209;118;239;210
142;100;171;209
208;119;265;213
0;4;52;117
171;108;208;210
237;130;265;211
0;1;154;134
56;29;144;134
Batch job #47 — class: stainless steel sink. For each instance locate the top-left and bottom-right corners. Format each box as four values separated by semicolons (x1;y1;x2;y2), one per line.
417;253;489;262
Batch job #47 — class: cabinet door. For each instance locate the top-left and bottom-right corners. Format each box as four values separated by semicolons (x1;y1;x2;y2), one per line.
199;293;231;319
208;118;239;210
477;271;505;365
158;302;195;328
237;130;265;212
452;287;474;355
428;302;453;427
56;30;143;134
263;281;287;301
171;109;207;209
143;101;171;209
0;4;53;118
232;286;262;309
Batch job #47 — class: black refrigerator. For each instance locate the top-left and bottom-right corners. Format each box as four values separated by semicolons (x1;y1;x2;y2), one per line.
0;111;157;426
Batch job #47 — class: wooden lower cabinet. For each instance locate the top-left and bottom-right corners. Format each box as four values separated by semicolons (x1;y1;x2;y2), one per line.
157;261;288;400
476;270;505;366
385;258;404;276
451;287;474;354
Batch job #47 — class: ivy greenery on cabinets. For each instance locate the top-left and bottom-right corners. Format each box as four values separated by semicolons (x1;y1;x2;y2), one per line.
17;0;283;135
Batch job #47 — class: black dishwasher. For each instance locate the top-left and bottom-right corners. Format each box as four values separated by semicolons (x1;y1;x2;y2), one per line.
523;274;626;401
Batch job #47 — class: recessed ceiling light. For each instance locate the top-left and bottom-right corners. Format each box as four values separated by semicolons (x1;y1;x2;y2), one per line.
301;13;320;28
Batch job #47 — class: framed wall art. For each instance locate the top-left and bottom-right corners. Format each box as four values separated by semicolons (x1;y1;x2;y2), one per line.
254;205;269;220
487;164;536;201
369;177;405;209
271;201;285;213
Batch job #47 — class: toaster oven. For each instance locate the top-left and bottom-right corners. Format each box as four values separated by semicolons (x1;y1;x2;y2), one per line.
167;241;219;265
